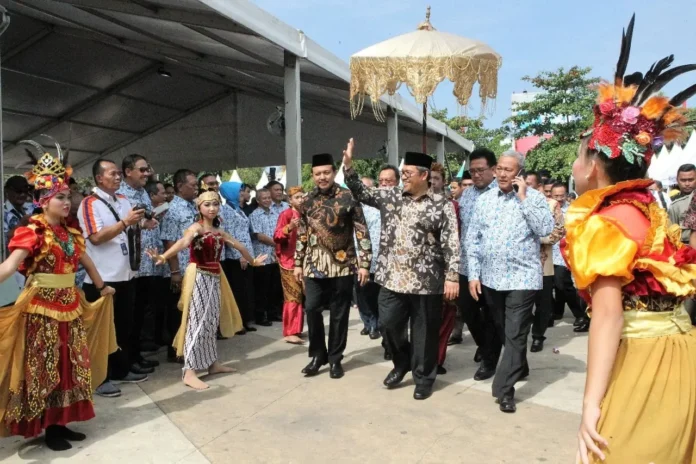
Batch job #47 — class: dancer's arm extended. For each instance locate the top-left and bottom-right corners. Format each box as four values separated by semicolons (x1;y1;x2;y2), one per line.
0;249;29;283
577;276;623;464
148;223;201;265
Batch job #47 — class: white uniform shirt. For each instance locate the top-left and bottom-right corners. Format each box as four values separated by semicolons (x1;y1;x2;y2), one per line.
77;187;133;283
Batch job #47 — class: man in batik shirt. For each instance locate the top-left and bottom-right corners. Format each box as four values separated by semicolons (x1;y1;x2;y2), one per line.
343;140;459;401
294;153;372;380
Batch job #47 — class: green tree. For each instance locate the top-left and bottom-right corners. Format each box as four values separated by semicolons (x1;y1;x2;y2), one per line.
430;109;509;178
506;66;599;179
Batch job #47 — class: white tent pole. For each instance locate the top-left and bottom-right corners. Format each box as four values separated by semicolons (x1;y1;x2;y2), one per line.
0;8;11;260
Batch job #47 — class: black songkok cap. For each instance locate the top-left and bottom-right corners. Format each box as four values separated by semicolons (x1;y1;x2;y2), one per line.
312;153;335;168
403;152;433;169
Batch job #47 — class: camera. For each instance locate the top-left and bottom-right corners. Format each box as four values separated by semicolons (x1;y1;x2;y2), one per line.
134;204;153;220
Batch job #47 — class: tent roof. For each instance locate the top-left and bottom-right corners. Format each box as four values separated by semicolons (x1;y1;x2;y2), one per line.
0;0;472;173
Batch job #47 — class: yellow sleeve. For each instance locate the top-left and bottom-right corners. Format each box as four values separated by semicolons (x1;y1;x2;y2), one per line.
566;214;638;290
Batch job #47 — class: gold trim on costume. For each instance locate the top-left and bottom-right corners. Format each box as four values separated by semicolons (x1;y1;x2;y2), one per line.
29;273;76;288
622;305;693;339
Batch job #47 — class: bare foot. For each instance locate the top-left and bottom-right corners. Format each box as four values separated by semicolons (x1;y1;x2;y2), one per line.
284;335;304;345
208;361;237;375
183;370;209;390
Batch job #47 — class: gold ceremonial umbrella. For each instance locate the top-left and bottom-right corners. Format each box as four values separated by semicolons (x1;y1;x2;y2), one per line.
350;6;502;152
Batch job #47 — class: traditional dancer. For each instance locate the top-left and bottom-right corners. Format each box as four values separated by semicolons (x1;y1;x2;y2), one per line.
274;186;305;344
568;15;696;463
149;186;265;390
0;140;116;450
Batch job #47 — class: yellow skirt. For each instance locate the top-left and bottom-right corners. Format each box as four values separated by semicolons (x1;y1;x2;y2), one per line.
592;309;696;463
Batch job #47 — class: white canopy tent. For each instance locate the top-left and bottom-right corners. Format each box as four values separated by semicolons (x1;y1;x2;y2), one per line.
0;0;473;186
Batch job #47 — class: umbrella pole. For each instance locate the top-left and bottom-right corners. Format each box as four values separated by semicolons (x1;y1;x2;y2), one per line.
0;8;10;260
422;100;427;153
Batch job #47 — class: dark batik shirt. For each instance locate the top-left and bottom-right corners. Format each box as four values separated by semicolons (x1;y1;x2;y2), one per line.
344;167;459;295
294;183;371;278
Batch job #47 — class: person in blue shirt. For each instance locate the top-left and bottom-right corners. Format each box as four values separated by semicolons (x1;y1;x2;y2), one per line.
466;150;554;413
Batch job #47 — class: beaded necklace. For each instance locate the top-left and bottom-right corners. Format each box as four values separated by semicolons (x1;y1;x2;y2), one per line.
51;224;75;257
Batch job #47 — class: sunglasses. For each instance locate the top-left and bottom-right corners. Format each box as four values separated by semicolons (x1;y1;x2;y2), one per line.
138;167;152;173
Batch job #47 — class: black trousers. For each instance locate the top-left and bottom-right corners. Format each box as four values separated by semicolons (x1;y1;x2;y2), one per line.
84;280;135;380
254;263;283;322
532;275;555;340
355;274;380;331
131;276;166;356
553;265;587;320
452;274;489;347
379;288;442;387
482;287;536;399
222;259;255;326
164;277;182;358
304;275;353;363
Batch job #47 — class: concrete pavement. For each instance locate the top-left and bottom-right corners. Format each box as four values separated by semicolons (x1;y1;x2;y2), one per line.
0;312;586;463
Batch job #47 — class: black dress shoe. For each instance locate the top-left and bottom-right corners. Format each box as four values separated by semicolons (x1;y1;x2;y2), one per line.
573;317;583;327
244;325;257;332
437;365;447;375
235;329;247;335
360;327;370;336
574;319;590;333
413;385;433;400
383;369;408;388
474;364;495;381
474;347;482;363
384;351;392;361
130;364;154;375
138;358;160;368
530;339;544;353
447;335;463;346
499;395;516;413
302;357;327;376
257;320;272;327
369;328;381;340
329;362;344;379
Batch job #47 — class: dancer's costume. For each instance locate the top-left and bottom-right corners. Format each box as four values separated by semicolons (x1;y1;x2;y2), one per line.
0;142;116;437
274;207;304;337
173;190;243;369
562;16;696;463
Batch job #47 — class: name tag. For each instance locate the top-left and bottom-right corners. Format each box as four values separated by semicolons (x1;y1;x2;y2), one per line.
120;243;129;256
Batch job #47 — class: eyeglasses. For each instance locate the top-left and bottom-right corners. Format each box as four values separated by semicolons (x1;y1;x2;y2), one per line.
138;167;151;173
469;167;490;175
401;170;419;179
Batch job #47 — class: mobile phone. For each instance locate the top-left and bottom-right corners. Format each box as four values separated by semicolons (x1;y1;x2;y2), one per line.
152;202;169;218
512;169;526;193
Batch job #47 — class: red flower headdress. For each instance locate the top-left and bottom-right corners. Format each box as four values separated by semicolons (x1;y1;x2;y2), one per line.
584;15;696;167
20;137;72;206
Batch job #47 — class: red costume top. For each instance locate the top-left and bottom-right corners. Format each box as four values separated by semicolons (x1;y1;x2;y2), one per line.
274;208;300;270
190;230;224;274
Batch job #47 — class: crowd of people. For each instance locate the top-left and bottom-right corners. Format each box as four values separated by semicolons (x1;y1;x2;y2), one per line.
0;14;695;464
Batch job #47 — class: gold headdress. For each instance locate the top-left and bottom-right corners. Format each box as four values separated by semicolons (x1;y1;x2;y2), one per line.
20;136;72;205
196;180;221;206
584;15;696;166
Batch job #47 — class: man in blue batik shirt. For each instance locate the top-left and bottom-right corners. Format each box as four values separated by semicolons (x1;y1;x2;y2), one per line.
466;150;554;414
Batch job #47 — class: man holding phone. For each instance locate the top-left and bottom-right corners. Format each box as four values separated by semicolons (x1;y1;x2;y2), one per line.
466;151;554;413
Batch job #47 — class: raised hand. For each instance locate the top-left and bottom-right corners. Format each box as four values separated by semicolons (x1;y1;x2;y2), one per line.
252;254;268;266
342;137;355;169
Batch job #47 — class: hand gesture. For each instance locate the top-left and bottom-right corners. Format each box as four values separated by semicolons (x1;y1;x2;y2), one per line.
252;254;268;267
289;218;301;230
513;176;527;201
342;137;355;169
125;208;145;227
293;266;303;284
240;258;249;270
357;268;369;286
146;249;166;265
444;281;459;301
143;218;159;230
100;285;116;296
576;404;608;464
468;279;482;301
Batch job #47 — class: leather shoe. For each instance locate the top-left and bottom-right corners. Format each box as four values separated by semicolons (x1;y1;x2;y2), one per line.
130;364;154;375
498;395;516;413
138;358;159;368
474;365;495;381
369;328;381;340
437;365;447;375
235;329;247;335
329;362;344;379
256;320;272;327
383;369;408;388
447;335;463;346
473;347;482;363
530;339;544;353
301;357;327;376
244;325;257;332
573;317;583;327
574;319;590;333
360;327;370;336
413;385;432;400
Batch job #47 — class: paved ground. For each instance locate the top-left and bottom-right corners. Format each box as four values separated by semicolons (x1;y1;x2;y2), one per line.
0;311;586;463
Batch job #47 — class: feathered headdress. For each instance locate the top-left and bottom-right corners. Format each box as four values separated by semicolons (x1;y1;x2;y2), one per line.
20;135;72;206
584;15;696;166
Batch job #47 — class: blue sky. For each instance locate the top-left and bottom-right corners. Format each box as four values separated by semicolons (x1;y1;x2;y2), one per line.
251;0;696;128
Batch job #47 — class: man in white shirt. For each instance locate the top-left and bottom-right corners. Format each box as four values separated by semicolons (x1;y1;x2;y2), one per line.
78;159;147;398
